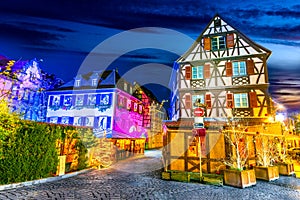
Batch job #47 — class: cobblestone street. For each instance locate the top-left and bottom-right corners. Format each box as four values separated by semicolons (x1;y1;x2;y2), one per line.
0;150;300;200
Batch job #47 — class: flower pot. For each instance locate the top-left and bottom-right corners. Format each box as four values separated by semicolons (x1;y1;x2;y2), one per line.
254;166;279;181
277;163;294;176
224;169;256;188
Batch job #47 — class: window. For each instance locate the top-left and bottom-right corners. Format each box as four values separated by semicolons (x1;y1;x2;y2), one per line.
92;79;97;86
233;61;247;76
192;94;204;108
214;19;221;27
87;94;96;105
211;36;226;51
192;66;203;79
124;82;127;91
52;96;60;106
234;93;249;108
75;79;81;87
50;117;58;124
61;117;69;124
75;95;84;106
63;96;72;106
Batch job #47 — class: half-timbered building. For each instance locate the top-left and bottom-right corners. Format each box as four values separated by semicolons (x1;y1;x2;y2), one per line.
162;14;286;179
169;14;273;121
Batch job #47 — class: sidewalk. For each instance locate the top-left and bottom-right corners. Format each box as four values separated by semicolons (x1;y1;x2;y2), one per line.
0;149;162;191
0;168;92;191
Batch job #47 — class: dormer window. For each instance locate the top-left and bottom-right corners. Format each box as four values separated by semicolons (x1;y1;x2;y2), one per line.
92;79;97;86
124;82;128;91
75;79;81;87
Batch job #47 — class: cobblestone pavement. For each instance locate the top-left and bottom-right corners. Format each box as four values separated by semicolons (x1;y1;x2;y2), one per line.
0;150;300;200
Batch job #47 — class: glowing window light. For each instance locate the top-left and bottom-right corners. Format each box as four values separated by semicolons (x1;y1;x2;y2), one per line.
275;113;285;122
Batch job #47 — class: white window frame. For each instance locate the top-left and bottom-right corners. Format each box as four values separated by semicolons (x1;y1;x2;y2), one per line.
211;36;226;51
75;79;81;87
75;95;84;106
234;93;249;108
192;66;203;79
233;61;247;77
92;79;97;86
87;94;96;105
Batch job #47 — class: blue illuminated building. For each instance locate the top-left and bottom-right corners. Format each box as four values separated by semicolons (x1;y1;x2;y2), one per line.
0;55;63;121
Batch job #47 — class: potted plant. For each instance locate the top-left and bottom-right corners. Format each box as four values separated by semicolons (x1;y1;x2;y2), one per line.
222;120;256;188
254;134;279;181
274;136;294;175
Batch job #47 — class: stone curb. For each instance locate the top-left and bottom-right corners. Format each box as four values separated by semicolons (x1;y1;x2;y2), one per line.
0;168;92;191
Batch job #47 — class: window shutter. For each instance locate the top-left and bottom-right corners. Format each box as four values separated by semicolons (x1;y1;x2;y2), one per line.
185;65;191;80
72;95;76;106
226;93;234;108
204;64;210;78
185;94;191;109
83;94;88;105
246;59;255;75
225;62;233;77
118;95;124;107
249;92;258;108
127;99;131;110
69;117;74;125
138;104;143;114
123;97;127;107
60;95;64;106
226;33;235;48
49;96;54;106
204;37;211;50
205;94;212;109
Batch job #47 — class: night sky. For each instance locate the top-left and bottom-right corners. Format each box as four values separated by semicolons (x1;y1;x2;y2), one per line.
0;0;299;112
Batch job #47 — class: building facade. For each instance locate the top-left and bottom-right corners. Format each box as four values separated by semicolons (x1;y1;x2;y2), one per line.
147;101;167;149
163;14;295;176
46;69;152;161
169;14;273;122
0;56;62;121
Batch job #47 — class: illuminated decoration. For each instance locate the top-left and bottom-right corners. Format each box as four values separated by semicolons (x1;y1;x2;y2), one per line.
0;56;63;121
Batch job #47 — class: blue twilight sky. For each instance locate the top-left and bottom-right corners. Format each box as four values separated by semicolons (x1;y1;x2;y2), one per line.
0;0;299;112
